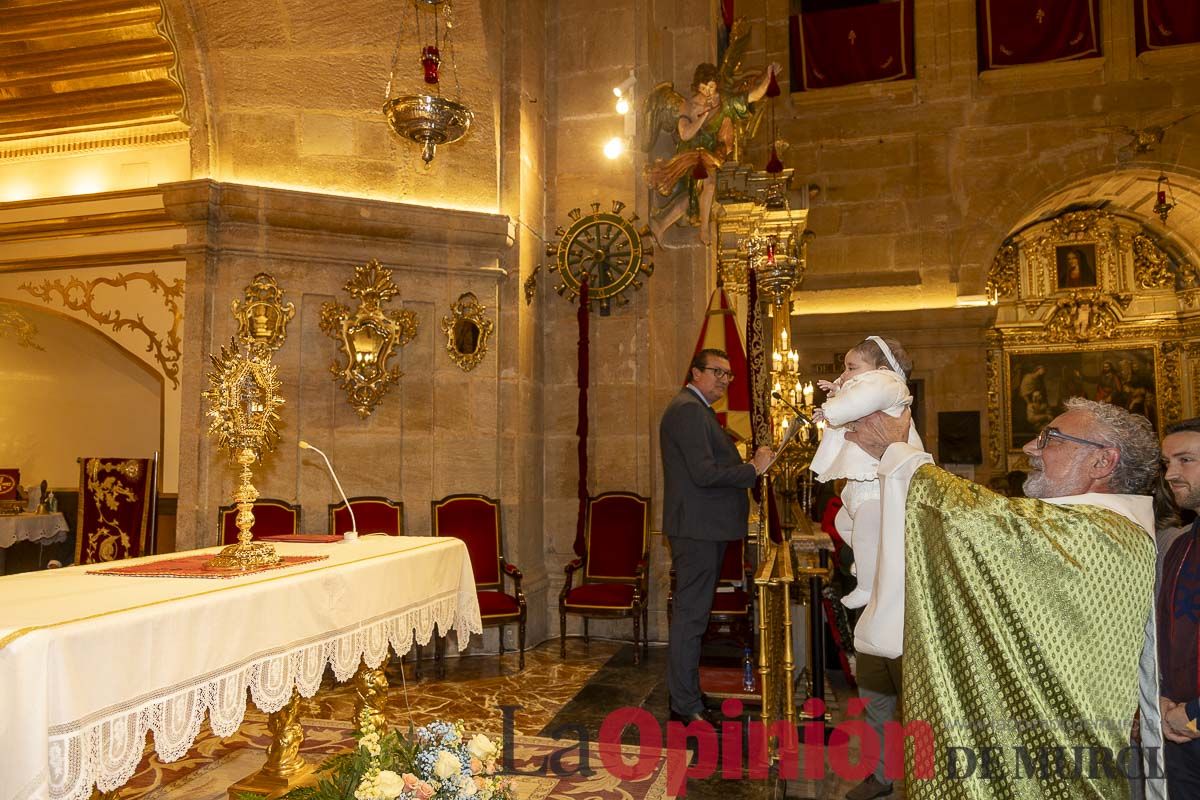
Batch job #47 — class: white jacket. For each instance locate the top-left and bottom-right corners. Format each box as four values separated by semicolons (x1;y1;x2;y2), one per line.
810;369;920;482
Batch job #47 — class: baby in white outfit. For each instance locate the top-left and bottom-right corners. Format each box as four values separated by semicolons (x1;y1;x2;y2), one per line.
810;336;923;609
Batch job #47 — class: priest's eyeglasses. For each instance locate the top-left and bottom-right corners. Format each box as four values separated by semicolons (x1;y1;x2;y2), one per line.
1033;427;1109;450
701;366;735;381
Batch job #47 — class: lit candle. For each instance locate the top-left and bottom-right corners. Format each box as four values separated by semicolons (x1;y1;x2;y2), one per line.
773;380;782;395
781;329;788;348
1159;189;1168;205
773;351;782;370
803;382;814;405
816;419;825;441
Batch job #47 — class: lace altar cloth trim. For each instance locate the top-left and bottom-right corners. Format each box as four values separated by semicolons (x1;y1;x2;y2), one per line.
86;554;328;578
32;590;482;800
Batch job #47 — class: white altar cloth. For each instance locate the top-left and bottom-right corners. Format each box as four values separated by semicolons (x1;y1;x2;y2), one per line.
0;512;68;549
0;535;482;800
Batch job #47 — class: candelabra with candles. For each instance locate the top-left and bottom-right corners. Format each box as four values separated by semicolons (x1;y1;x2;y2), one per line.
768;326;819;528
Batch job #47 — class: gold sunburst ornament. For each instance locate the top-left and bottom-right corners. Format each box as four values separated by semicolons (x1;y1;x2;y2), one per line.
203;339;285;570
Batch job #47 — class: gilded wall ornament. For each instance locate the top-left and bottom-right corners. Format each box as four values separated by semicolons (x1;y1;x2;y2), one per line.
1024;210;1118;296
0;304;43;350
986;241;1019;300
18;271;184;388
319;260;419;419
1160;340;1183;426
440;292;493;372
1131;233;1177;290
1043;292;1123;342
232;273;295;352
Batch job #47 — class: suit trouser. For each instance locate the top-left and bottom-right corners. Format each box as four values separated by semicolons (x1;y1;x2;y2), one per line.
1166;737;1200;797
668;536;728;715
856;652;902;783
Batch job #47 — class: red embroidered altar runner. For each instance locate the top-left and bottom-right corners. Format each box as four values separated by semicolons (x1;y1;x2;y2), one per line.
978;0;1099;69
789;0;914;91
1136;0;1200;52
89;553;327;578
259;534;344;543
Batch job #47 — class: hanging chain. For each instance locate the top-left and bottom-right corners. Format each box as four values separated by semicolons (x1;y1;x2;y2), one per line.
443;2;463;101
384;3;414;100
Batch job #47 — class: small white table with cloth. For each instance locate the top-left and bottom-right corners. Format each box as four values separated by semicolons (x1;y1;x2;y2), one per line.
0;512;69;573
0;535;482;800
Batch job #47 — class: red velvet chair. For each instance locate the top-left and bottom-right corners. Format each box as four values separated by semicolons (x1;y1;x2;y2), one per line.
328;496;404;536
431;493;526;670
668;536;754;649
218;498;300;545
75;455;158;565
559;491;650;664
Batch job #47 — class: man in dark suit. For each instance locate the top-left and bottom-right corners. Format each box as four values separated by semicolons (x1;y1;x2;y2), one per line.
660;347;772;722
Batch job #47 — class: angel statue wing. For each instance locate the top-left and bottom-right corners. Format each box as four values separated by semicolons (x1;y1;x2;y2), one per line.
718;18;753;89
640;82;686;153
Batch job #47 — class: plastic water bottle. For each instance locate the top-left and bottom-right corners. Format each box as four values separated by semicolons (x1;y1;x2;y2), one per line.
742;647;755;692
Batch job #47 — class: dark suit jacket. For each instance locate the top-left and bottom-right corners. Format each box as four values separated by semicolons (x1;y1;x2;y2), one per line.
659;387;758;541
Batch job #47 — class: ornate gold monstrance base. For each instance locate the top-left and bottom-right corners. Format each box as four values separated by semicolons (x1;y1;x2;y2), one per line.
208;447;281;570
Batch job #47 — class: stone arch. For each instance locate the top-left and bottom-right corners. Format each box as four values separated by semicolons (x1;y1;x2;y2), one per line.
956;132;1200;289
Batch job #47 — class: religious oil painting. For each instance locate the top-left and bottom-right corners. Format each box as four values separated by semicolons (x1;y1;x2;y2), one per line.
1009;347;1157;449
1055;243;1098;289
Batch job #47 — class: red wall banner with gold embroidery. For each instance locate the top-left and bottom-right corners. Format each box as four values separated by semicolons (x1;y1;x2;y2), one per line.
1135;0;1200;53
978;0;1100;70
788;0;914;92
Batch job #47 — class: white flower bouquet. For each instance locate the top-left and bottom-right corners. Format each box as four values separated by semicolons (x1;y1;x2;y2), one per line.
241;718;513;800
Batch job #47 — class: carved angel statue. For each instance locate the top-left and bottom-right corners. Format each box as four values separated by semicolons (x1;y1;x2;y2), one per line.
1091;110;1200;162
641;19;780;245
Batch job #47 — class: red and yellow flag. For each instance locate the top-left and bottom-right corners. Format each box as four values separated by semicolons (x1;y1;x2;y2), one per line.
689;288;751;444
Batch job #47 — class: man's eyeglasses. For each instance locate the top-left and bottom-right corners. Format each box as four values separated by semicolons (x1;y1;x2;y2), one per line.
1033;427;1110;450
700;366;735;382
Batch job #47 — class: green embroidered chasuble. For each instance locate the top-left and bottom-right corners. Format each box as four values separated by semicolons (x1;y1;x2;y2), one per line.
901;465;1156;800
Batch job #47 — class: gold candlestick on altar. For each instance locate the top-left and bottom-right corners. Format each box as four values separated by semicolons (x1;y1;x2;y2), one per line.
203;339;285;570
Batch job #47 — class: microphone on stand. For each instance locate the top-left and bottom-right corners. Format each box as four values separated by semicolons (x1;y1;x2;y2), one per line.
771;391;813;426
298;441;358;541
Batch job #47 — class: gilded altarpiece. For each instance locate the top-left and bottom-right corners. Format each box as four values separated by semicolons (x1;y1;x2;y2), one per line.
986;210;1200;473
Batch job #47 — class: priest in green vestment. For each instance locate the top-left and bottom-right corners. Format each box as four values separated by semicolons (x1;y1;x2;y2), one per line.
847;397;1166;800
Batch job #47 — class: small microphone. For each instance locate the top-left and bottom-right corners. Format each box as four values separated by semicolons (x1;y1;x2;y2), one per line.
299;440;358;541
771;391;813;425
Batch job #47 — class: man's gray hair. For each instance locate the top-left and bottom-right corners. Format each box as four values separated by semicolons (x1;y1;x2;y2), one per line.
1063;397;1158;495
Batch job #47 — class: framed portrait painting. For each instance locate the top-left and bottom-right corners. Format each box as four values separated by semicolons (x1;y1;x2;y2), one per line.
1055;243;1098;289
1008;347;1158;450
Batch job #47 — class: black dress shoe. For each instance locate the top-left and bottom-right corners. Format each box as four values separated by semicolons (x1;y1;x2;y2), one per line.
668;707;719;726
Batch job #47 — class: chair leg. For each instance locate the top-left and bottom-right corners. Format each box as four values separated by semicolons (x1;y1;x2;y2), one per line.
435;634;446;679
643;606;649;655
413;644;423;680
583;618;589;644
498;625;506;656
518;615;526;670
633;611;641;666
560;610;567;659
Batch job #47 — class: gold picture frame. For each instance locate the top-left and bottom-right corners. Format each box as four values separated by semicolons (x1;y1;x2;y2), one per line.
440;292;493;372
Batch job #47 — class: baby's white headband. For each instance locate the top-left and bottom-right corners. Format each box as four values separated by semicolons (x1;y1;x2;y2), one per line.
866;335;905;378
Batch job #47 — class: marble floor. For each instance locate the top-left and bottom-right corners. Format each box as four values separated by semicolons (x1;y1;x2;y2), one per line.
131;638;903;800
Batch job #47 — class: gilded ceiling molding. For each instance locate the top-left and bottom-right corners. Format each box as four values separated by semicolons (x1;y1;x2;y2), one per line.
0;303;43;350
17;271;184;387
0;0;187;140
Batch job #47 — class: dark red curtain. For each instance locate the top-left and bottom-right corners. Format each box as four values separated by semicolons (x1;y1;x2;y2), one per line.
789;0;914;91
1135;0;1200;53
573;278;590;559
977;0;1099;70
